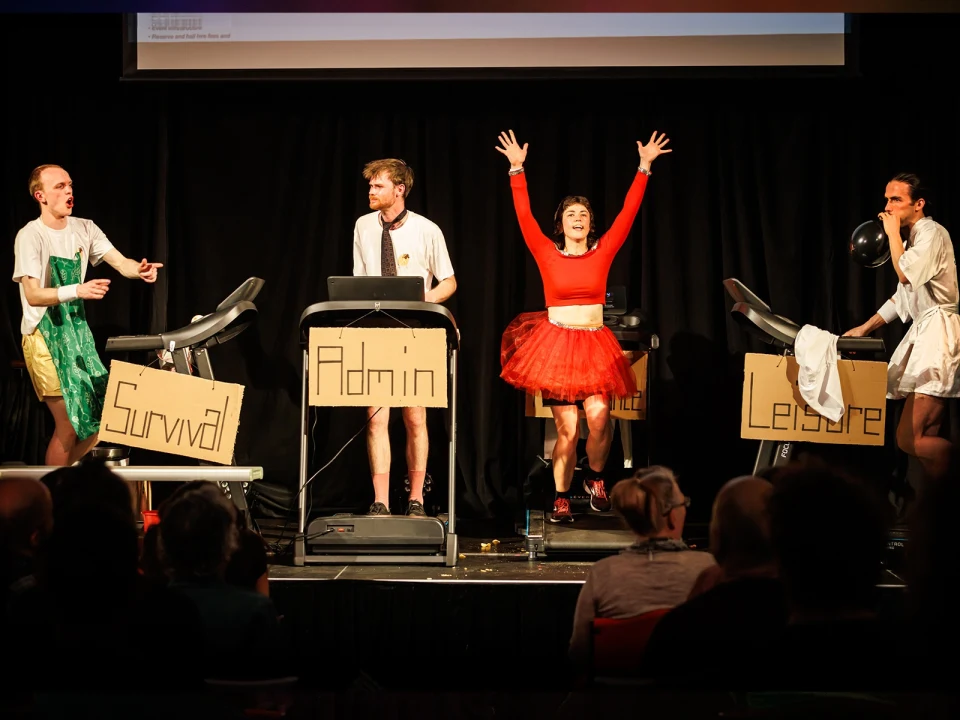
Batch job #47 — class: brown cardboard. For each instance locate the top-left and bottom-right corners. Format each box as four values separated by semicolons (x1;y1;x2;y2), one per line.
525;351;648;420
309;327;448;408
741;353;887;446
99;360;244;464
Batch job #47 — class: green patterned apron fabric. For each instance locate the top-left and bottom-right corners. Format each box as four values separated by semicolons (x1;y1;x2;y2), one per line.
38;252;109;440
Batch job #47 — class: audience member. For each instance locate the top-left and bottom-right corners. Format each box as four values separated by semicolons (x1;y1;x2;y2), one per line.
568;466;715;670
642;475;786;685
751;459;903;691
159;481;285;680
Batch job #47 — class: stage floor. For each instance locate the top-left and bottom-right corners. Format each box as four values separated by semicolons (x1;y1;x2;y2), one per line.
252;517;909;695
262;525;909;588
268;535;594;583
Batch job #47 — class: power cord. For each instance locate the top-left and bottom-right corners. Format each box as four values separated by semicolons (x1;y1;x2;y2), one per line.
265;408;382;554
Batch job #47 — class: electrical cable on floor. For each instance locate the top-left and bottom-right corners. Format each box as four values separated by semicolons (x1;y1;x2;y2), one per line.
265;408;382;554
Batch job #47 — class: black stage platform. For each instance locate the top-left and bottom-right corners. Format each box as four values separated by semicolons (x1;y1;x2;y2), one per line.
259;521;909;694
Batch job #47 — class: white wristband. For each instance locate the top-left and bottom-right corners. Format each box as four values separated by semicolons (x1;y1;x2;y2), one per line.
57;284;79;303
877;299;899;324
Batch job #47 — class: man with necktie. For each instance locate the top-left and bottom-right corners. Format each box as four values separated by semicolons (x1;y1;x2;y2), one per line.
352;158;457;516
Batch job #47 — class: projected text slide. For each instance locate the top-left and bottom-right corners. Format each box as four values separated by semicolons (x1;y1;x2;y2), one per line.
135;13;846;69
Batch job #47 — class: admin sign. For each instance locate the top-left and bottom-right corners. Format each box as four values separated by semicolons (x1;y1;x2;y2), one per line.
308;327;448;408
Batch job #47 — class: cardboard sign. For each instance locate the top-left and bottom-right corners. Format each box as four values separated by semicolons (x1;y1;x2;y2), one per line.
99;360;244;464
525;351;648;420
309;327;448;408
741;353;887;446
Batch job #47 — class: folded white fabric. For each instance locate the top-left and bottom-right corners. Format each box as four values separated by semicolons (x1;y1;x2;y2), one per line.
794;325;844;423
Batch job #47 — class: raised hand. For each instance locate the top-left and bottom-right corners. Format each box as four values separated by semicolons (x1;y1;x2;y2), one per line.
495;129;528;167
78;278;111;300
637;131;672;168
138;258;164;283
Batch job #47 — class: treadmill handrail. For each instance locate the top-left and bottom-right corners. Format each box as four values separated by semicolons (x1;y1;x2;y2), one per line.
216;277;265;312
723;278;772;312
164;300;259;349
299;300;460;350
106;300;258;352
732;302;885;354
732;302;801;346
837;336;886;354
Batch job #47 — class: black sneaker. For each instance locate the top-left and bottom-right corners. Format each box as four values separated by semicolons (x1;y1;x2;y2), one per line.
583;476;611;512
549;497;574;523
406;500;427;517
367;502;391;516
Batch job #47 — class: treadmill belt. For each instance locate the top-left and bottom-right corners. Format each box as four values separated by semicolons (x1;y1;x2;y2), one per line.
544;512;634;552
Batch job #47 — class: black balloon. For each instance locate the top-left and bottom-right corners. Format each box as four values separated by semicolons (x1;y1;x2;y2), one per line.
849;219;890;268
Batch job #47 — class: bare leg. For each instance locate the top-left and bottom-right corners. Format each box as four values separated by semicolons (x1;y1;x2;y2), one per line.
44;403;72;466
402;406;428;502
70;432;100;465
582;394;612;473
366;406;391;506
44;397;95;466
897;392;951;479
582;395;613;511
550;405;581;492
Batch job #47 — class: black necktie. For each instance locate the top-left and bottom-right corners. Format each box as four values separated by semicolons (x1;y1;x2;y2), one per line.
380;209;407;277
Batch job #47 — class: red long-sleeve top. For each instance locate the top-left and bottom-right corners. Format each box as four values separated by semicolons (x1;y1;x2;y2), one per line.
510;170;648;308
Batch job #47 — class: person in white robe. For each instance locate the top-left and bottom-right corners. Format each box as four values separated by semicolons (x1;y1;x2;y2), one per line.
844;173;959;479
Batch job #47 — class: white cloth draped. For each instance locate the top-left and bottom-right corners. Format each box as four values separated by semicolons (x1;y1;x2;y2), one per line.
795;325;844;422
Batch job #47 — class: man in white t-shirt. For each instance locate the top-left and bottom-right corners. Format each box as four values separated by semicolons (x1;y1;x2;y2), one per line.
353;158;456;517
12;164;164;466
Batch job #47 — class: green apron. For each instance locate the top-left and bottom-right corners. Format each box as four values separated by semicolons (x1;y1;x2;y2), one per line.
38;252;109;441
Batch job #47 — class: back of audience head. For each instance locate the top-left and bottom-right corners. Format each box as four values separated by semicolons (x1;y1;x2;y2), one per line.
159;481;240;582
225;527;271;596
0;476;53;557
709;475;775;575
44;505;140;600
610;466;687;538
767;459;889;620
41;459;134;524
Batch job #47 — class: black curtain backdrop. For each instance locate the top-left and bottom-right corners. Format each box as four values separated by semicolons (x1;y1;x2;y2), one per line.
3;13;958;524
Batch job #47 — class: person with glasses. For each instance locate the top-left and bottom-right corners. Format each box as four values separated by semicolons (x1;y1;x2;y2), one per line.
567;466;714;671
352;158;457;518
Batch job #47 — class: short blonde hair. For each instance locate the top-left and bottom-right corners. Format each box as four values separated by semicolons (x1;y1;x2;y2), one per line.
28;164;64;201
362;158;414;198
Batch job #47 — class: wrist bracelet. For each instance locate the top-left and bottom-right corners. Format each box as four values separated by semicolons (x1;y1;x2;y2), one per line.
638;165;652;176
508;167;525;176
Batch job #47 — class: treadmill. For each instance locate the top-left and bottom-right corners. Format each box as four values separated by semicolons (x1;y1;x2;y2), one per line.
98;277;267;519
721;278;886;473
522;295;660;560
294;279;461;566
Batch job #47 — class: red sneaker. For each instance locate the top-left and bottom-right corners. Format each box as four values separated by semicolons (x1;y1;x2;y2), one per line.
550;497;574;523
583;477;611;512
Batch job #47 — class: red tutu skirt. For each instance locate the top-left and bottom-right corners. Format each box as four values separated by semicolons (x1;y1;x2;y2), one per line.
500;311;637;402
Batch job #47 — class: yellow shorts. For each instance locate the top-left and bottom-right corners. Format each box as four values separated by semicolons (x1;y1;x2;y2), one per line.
22;329;62;402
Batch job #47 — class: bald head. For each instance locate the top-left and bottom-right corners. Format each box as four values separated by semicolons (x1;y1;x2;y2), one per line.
0;476;53;554
709;475;774;573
